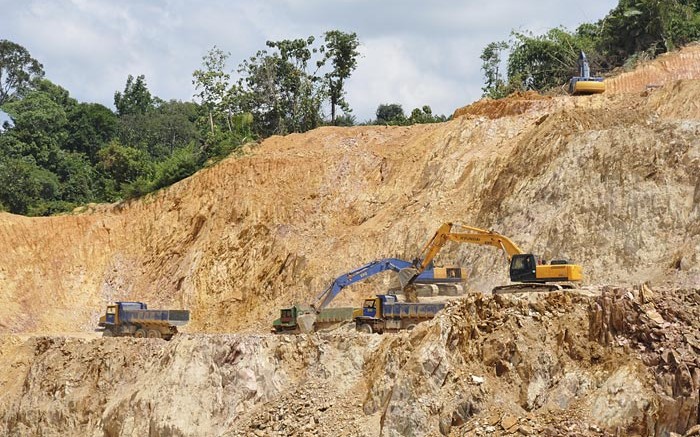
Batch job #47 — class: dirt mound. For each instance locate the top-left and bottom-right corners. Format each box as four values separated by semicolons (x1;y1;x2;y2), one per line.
452;44;700;122
0;286;697;436
452;91;555;120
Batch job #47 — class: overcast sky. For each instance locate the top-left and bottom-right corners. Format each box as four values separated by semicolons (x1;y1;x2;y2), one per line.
1;0;618;121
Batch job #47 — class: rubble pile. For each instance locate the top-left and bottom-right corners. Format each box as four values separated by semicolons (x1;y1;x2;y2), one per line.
0;287;698;436
590;286;700;436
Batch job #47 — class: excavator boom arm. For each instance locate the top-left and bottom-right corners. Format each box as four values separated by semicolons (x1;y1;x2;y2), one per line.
403;223;582;292
415;223;523;272
314;258;413;310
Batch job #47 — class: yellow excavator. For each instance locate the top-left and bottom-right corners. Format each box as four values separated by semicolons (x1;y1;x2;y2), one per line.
569;50;605;95
400;223;583;299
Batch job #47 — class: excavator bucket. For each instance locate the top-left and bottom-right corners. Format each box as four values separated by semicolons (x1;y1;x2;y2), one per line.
296;313;316;333
398;267;419;289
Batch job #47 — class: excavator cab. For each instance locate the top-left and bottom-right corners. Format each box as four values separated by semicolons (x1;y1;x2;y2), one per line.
509;254;582;283
509;254;538;282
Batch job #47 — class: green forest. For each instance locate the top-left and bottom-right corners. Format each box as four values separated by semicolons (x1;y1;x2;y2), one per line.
0;31;447;216
480;0;700;98
1;0;699;216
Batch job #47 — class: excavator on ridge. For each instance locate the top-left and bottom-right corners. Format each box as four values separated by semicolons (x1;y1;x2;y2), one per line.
569;50;605;95
400;223;583;299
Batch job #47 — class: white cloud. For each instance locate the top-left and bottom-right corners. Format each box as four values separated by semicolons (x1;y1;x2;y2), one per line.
0;0;619;120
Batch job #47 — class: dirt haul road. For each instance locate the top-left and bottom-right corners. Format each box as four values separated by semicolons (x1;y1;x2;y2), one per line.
0;46;699;436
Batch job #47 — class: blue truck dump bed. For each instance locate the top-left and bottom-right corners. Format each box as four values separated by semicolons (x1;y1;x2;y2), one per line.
120;308;190;326
381;301;445;319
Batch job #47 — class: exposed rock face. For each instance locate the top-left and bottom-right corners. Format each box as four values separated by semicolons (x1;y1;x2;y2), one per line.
0;79;699;335
589;286;700;436
0;287;697;436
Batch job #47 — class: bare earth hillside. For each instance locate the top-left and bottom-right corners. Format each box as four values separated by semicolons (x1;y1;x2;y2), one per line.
0;47;699;436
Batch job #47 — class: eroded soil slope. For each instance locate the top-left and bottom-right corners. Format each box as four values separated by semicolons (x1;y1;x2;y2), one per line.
0;79;699;335
0;45;699;437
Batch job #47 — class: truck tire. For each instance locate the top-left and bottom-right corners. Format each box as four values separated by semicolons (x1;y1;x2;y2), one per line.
147;329;162;339
357;323;373;334
134;328;147;338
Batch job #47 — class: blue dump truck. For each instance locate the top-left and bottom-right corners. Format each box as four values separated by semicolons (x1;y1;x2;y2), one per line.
354;294;445;334
97;301;190;340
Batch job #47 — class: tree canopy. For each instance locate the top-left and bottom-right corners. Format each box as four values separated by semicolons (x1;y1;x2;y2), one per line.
0;32;361;216
0;40;44;106
480;0;700;97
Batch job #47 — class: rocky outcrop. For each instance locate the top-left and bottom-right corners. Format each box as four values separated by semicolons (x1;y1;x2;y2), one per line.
590;285;700;436
0;287;698;436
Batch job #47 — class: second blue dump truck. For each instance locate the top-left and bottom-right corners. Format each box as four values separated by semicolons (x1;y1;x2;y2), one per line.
354;294;445;334
97;301;190;340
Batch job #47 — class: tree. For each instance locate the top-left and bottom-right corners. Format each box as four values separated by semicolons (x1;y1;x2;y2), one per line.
321;31;360;123
150;144;201;190
375;103;405;124
0;157;59;215
481;0;700;96
1;89;68;168
480;41;510;99
96;140;152;186
0;40;44;105
192;47;231;135
506;27;598;92
116;99;200;159
597;0;700;67
114;74;153;116
148;100;200;157
408;105;447;124
65;102;118;163
233;36;325;136
53;150;96;203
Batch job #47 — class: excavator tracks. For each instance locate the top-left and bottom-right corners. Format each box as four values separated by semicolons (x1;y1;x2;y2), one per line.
491;283;575;294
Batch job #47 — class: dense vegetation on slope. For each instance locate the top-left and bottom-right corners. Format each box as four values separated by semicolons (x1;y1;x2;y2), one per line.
0;31;448;216
481;0;700;97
